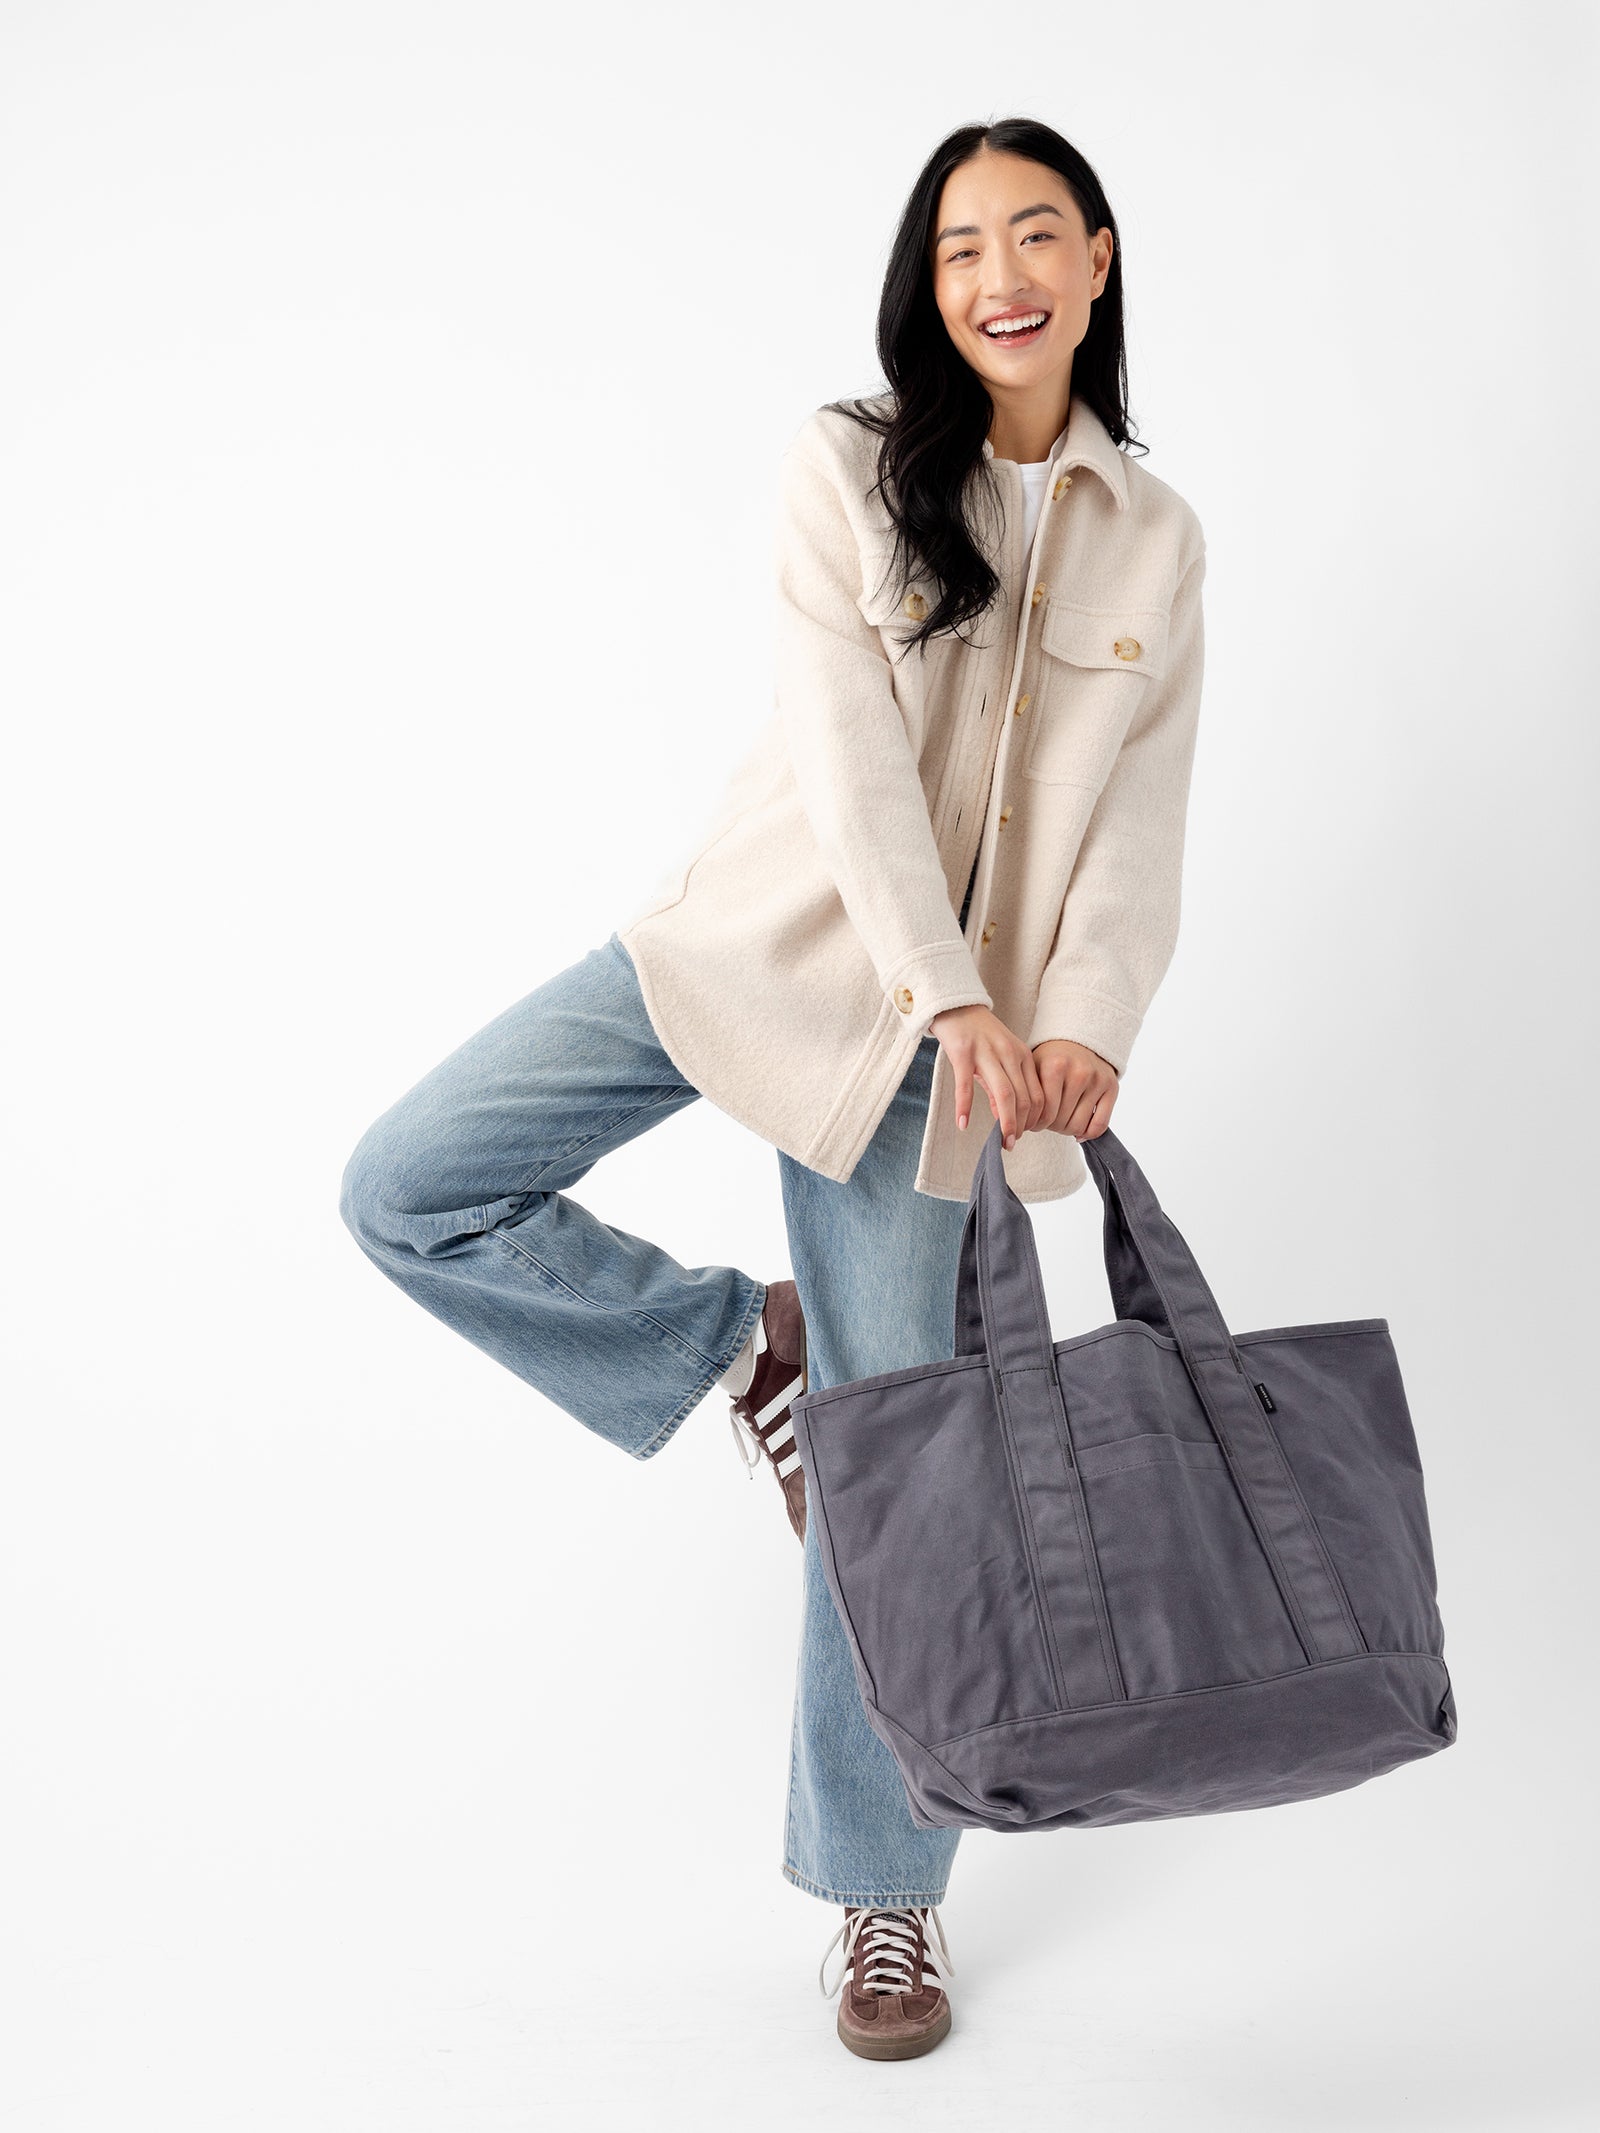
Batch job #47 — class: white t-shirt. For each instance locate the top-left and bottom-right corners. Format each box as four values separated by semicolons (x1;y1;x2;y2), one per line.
1018;457;1051;556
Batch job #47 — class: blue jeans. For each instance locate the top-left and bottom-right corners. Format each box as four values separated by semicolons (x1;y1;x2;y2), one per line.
338;931;966;1907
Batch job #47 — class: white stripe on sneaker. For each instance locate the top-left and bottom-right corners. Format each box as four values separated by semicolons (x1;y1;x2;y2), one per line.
753;1373;804;1428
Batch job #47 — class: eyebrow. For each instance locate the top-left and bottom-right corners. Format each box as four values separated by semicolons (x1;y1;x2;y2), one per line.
933;202;1064;246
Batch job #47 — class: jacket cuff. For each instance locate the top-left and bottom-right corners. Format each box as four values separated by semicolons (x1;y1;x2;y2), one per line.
1026;985;1143;1075
880;939;993;1036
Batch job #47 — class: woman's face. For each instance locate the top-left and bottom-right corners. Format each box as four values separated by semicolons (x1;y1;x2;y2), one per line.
929;147;1112;400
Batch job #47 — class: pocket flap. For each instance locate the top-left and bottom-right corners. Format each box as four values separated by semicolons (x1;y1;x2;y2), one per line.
1042;599;1169;681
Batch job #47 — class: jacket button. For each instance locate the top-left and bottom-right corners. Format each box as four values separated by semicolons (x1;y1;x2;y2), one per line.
1030;583;1048;608
981;921;997;946
893;985;915;1013
999;805;1013;827
904;591;927;620
1052;474;1072;500
1013;692;1031;717
1114;637;1142;660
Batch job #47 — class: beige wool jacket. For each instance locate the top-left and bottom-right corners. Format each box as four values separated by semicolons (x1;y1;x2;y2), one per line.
617;388;1206;1204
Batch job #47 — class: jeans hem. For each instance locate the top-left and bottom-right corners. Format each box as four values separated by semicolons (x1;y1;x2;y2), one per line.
628;1275;769;1461
781;1862;949;1909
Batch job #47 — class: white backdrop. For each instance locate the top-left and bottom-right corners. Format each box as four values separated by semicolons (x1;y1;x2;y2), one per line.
4;3;1596;2127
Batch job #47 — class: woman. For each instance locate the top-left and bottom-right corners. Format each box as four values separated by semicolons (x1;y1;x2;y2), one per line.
339;115;1205;2063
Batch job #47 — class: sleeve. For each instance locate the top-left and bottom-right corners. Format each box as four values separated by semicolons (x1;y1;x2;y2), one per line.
773;428;993;1037
1026;542;1207;1071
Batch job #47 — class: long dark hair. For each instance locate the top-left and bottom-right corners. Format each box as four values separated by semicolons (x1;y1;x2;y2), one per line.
831;117;1142;660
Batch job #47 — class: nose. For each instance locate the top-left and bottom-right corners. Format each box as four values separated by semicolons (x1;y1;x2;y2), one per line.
980;264;1028;304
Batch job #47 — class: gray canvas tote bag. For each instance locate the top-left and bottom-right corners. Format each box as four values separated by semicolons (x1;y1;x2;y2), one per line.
787;1119;1457;1833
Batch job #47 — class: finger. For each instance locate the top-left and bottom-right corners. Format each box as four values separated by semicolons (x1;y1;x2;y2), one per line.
953;1057;975;1131
978;1063;1017;1148
1005;1063;1038;1142
1066;1079;1114;1140
1081;1082;1118;1139
1018;1048;1049;1131
1036;1067;1066;1134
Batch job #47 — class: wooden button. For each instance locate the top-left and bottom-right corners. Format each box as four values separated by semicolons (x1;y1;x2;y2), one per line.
1052;474;1072;500
998;805;1012;827
893;984;915;1013
1030;583;1048;608
904;591;927;620
1114;637;1142;661
1013;692;1030;717
981;921;996;946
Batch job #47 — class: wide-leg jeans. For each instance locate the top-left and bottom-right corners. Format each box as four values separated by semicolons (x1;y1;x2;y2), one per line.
338;930;967;1907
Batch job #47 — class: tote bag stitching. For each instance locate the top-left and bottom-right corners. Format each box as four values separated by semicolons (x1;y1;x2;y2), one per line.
991;1371;1069;1709
985;1143;1117;1706
1096;1152;1337;1664
865;1701;1011;1823
791;1352;986;1411
1235;1321;1389;1347
1077;1435;1229;1478
923;1650;1450;1754
978;1200;1070;1709
1002;1361;1129;1707
1253;1419;1370;1654
1093;1141;1370;1665
790;1320;1391;1422
1063;1454;1127;1701
1006;1175;1127;1704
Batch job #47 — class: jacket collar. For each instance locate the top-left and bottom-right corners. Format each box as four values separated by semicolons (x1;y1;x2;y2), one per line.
981;393;1129;512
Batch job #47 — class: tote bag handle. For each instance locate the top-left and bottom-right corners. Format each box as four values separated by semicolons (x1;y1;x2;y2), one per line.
952;1122;1365;1665
953;1121;1240;1371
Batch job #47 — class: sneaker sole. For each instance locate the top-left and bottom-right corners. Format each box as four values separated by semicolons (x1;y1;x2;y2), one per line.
836;1999;952;2060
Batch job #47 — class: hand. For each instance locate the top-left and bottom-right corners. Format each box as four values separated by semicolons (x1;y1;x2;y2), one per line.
926;1004;1048;1150
1030;1038;1119;1141
927;1010;1120;1149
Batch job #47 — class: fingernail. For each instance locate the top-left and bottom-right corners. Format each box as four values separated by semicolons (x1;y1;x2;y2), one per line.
957;1113;967;1130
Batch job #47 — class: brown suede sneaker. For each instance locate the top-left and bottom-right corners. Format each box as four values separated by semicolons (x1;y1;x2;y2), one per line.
726;1277;809;1543
819;1904;955;2060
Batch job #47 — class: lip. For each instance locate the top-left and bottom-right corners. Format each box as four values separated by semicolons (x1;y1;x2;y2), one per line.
976;306;1051;348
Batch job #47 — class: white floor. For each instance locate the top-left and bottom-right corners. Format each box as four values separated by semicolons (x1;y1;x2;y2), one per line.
4;1312;1586;2133
6;1724;1585;2133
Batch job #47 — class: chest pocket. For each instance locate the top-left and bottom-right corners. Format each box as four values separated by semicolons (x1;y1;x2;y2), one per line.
1023;600;1170;787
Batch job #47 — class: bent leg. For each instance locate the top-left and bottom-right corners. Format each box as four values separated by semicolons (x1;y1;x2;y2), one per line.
777;1033;967;1905
339;932;767;1460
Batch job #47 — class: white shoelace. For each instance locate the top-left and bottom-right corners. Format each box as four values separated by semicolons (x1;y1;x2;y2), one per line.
818;1904;955;2000
727;1314;805;1481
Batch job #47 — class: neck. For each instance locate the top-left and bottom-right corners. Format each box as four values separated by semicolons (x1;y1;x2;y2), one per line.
986;372;1073;466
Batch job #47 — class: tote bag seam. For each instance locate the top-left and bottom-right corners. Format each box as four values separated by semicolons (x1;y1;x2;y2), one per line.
923;1649;1448;1754
866;1701;1005;1823
1013;1211;1126;1702
977;1181;1070;1708
1100;1160;1332;1662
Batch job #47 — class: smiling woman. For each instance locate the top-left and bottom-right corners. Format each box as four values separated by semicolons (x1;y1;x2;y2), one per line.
341;112;1206;2073
937;188;1108;381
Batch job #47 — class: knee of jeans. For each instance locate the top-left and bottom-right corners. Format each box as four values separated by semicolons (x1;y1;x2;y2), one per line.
338;1116;448;1253
338;1121;398;1249
340;1121;540;1260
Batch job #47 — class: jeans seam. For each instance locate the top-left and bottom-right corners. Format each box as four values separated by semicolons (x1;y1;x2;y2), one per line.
488;1225;747;1382
628;1273;768;1461
781;1863;949;1907
510;1085;689;1197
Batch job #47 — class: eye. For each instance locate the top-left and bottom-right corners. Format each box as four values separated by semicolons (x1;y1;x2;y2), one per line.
1022;230;1055;244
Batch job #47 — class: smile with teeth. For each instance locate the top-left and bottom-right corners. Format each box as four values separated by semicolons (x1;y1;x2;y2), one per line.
981;310;1049;340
